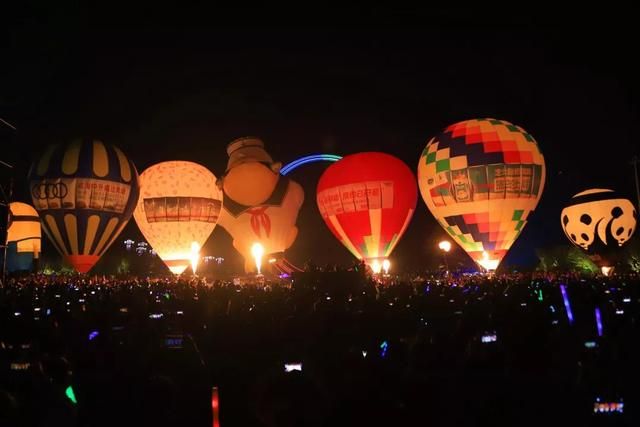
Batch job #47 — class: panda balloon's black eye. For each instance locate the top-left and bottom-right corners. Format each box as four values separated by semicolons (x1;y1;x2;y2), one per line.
562;215;569;226
570;234;577;241
581;233;589;241
616;227;624;236
611;206;623;218
580;214;592;225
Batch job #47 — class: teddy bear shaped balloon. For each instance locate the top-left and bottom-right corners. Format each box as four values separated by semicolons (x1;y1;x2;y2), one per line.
216;137;304;273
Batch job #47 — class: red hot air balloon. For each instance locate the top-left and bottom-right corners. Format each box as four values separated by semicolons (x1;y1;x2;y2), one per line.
316;152;417;270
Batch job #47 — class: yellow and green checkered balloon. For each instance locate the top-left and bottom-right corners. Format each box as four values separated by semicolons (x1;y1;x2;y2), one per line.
417;119;545;270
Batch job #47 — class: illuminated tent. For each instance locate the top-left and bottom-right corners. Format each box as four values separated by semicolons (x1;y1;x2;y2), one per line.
28;139;139;273
316;152;417;268
217;137;304;273
133;161;223;275
417;119;545;271
560;188;637;269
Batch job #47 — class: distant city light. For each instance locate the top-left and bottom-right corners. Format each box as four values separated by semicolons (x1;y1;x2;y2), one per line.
136;241;149;256
203;256;224;265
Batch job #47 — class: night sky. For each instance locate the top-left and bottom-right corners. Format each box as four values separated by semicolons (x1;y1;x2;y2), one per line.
2;6;638;271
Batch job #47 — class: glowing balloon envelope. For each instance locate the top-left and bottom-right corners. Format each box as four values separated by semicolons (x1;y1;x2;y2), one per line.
560;188;637;266
28;139;139;273
6;202;42;272
7;202;41;256
316;152;417;266
417;119;546;271
133;161;223;275
217;138;304;273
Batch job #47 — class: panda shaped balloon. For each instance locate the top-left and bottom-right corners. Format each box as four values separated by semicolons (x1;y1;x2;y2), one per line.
560;188;637;271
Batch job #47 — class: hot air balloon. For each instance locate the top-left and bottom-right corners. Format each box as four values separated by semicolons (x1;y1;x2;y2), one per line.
560;188;637;272
217;138;304;273
28;139;139;273
316;152;417;269
133;161;223;275
417;119;546;271
5;202;41;272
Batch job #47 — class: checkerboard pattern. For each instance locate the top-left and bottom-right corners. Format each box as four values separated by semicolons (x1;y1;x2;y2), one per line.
418;119;546;269
421;118;542;174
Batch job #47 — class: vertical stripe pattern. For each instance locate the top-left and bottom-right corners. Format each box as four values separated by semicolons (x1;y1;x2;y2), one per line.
83;215;100;255
92;140;109;177
28;139;140;273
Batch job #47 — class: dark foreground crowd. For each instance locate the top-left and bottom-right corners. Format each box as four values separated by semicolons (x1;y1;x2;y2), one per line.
1;271;638;427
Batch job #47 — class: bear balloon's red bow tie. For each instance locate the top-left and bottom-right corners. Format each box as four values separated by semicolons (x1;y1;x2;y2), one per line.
247;207;271;238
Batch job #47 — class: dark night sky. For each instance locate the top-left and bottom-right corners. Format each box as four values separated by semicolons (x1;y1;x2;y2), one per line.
2;6;638;271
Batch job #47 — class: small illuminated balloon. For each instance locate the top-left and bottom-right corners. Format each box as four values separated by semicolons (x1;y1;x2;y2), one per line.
7;202;41;256
133;161;222;275
6;202;42;273
561;189;637;256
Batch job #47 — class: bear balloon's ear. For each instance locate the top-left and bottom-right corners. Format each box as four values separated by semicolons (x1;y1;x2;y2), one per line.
270;161;282;174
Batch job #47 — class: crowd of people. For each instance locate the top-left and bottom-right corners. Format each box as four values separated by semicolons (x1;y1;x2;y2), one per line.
1;271;638;426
